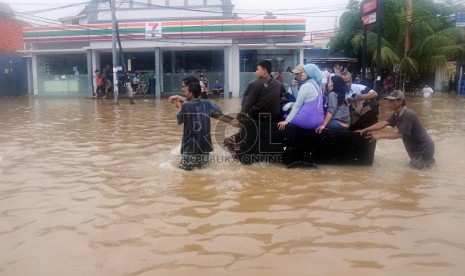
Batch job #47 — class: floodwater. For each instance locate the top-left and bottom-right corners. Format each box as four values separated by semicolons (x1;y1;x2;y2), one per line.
1;93;465;276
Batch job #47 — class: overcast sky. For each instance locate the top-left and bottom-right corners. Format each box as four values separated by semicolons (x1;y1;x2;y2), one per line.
4;0;350;33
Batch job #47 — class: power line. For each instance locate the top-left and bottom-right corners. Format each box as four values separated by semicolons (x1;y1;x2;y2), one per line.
11;0;347;20
20;1;455;42
9;0;349;38
18;1;89;15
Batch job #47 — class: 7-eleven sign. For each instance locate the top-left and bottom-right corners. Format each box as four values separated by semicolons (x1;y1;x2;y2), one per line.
145;22;162;38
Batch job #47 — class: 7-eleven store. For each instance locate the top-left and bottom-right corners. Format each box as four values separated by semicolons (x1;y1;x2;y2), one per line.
22;19;306;98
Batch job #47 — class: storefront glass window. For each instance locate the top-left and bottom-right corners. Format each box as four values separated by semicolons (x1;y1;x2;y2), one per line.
37;54;88;96
239;49;300;94
162;50;224;93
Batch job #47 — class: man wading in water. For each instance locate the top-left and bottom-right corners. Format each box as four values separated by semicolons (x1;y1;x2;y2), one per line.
169;77;222;171
356;90;435;170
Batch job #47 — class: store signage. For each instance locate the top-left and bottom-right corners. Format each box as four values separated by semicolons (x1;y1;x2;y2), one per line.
145;22;162;38
363;13;377;25
363;0;377;14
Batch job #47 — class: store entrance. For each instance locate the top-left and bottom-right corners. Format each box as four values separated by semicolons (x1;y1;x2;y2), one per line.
162;50;224;94
100;52;156;95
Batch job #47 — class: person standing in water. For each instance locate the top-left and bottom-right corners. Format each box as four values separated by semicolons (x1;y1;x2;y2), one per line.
421;84;434;99
172;76;222;171
356;90;435;170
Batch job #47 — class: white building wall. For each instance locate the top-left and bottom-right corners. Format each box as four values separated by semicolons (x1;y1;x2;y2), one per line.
95;1;227;22
31;55;38;95
435;65;445;91
223;44;241;98
98;9;225;21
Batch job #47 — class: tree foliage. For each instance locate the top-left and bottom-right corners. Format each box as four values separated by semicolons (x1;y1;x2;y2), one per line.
328;0;362;56
329;0;464;81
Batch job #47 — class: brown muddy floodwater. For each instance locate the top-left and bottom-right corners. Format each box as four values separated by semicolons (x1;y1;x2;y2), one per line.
1;93;465;276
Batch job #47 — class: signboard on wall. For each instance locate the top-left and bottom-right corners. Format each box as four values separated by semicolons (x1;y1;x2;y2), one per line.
145;22;162;38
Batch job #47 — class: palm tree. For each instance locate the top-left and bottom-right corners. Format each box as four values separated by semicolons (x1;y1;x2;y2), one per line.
348;0;464;89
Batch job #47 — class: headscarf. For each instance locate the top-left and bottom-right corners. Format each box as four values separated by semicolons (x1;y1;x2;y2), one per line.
330;75;348;106
303;63;323;87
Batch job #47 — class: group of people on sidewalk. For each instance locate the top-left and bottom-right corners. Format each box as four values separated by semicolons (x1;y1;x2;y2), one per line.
131;73;149;95
93;65;113;99
95;65;147;104
169;60;435;171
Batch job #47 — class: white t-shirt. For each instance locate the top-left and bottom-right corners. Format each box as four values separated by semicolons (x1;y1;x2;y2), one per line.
200;80;208;93
133;76;140;84
422;87;433;98
322;70;329;84
346;83;368;99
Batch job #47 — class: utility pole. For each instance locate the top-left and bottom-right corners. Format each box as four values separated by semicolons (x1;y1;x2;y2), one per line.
362;24;367;82
361;2;366;83
111;0;119;104
376;0;382;91
362;0;378;86
405;0;412;56
403;0;412;93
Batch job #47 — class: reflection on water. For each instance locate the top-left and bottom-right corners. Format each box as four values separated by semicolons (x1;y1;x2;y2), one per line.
1;94;465;275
